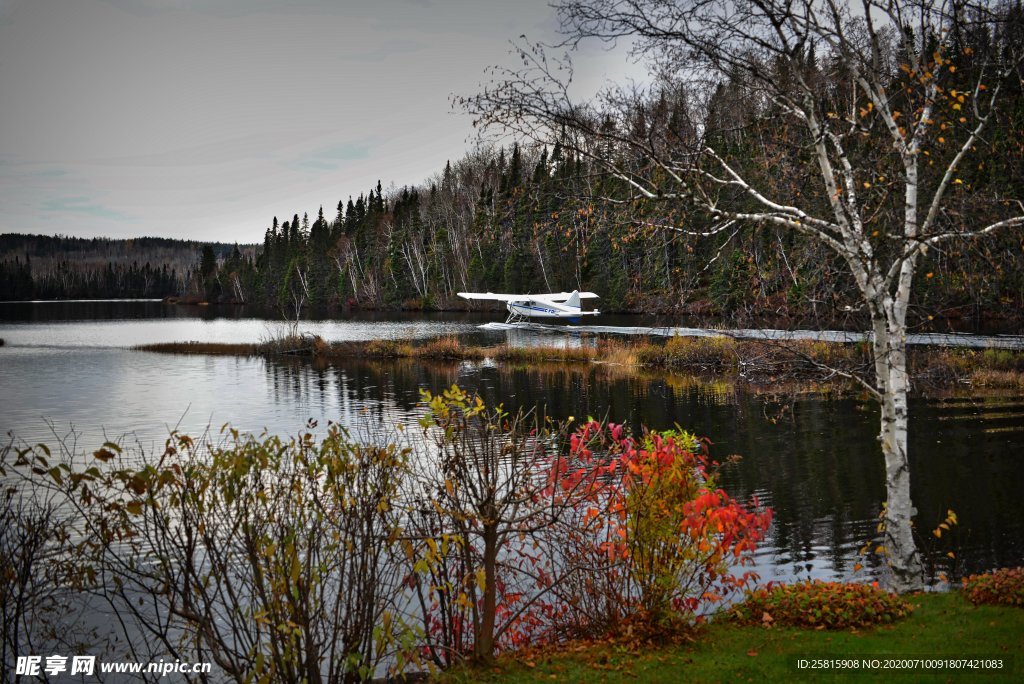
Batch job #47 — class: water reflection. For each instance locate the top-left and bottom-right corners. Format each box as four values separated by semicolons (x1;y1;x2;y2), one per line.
2;302;1023;585
253;357;1024;583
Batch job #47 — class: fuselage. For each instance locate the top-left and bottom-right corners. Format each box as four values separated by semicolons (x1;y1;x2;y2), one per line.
507;302;581;319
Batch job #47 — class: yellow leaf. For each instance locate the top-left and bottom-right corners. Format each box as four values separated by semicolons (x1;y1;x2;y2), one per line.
952;103;961;111
476;567;487;591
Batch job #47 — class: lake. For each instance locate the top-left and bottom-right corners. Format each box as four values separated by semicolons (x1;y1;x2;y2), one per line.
1;300;1023;585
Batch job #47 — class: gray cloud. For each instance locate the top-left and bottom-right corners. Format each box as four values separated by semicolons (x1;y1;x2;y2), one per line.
346;39;425;63
0;0;645;242
41;196;133;221
295;141;374;171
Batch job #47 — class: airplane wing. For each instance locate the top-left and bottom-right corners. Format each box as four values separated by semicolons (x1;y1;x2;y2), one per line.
530;291;600;302
458;292;530;302
458;291;600;302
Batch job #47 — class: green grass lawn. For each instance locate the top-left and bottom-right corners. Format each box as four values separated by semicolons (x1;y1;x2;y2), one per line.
439;593;1024;683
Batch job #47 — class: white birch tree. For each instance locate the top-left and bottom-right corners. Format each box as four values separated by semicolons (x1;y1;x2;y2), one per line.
464;0;1023;592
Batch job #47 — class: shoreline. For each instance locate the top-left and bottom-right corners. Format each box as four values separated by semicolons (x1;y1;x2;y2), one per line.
1;296;1019;334
134;334;1024;391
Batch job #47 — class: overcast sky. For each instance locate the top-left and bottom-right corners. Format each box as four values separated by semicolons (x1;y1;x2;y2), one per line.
0;0;641;243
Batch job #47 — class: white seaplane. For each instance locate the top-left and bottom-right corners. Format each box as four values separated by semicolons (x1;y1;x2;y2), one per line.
457;290;600;324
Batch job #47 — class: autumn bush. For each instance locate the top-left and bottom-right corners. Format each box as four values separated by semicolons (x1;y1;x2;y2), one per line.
961;567;1024;608
0;459;104;670
4;385;774;677
633;334;739;370
786;340;869;368
414;335;470;360
406;386;563;666
364;338;414;357
731;581;912;630
490;342;597;364
403;390;773;663
544;421;772;641
4;426;422;683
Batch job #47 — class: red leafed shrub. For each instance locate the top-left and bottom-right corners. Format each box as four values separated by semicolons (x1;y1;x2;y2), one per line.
545;421;773;637
731;581;912;630
962;567;1024;608
406;393;774;665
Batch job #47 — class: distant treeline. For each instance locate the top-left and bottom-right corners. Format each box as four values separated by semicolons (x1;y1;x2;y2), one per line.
0;234;253;301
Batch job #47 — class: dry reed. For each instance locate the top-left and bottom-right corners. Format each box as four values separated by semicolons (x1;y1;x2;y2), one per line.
135;333;1024;389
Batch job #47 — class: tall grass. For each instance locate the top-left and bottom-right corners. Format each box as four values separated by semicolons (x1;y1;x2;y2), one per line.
415;336;484;360
135;333;1024;388
914;347;1024;388
491;343;598;364
135;341;260;355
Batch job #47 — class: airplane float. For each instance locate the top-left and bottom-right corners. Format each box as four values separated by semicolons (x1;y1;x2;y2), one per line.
457;290;600;324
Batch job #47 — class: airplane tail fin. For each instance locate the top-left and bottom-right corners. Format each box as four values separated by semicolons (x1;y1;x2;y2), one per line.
565;290;581;309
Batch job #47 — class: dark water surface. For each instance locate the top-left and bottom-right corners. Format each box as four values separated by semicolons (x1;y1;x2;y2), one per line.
2;301;1022;584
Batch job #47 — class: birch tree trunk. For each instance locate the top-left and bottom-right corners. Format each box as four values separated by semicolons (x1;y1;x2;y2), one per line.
872;315;922;590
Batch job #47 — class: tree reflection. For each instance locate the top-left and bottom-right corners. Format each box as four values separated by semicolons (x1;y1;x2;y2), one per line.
260;356;1024;582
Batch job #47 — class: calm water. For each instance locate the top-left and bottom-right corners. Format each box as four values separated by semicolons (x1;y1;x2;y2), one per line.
1;301;1023;584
